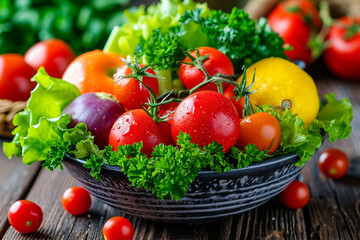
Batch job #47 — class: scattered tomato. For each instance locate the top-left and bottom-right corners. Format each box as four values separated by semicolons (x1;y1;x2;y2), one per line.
109;109;174;157
8;200;43;234
113;63;159;110
178;46;234;91
267;0;321;64
62;50;125;94
62;187;91;215
236;112;281;154
24;39;75;78
318;148;349;179
280;180;310;209
323;16;360;81
171;91;240;152
103;216;134;240
0;54;37;101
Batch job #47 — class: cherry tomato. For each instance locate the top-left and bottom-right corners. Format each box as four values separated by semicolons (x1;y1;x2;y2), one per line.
62;186;92;215
171;91;240;153
158;102;179;125
109;109;174;157
113;64;159;110
24;39;75;78
0;54;37;101
323;17;360;80
62;50;125;94
318;148;349;179
280;180;310;209
178;47;234;92
8;200;43;233
223;85;258;117
103;216;134;240
267;0;321;64
236;112;281;154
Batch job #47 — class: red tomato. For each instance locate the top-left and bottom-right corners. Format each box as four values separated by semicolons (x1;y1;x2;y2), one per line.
318;148;349;179
62;50;125;94
62;187;92;215
103;216;134;240
323;17;360;80
109;109;174;157
267;0;321;64
223;85;258;117
113;64;159;110
8;200;43;234
236;112;281;155
24;39;75;78
171;91;240;152
158;102;179;124
280;180;310;209
0;54;37;101
178;47;234;91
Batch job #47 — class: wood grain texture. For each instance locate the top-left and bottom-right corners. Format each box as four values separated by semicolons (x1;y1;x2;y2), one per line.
0;139;41;238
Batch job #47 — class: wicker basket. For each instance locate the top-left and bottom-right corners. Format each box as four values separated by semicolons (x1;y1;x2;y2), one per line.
0;100;27;138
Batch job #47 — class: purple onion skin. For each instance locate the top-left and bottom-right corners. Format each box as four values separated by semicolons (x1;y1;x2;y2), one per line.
62;92;125;149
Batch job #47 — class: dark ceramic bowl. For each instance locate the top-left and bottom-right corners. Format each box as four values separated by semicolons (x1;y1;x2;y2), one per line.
63;153;306;223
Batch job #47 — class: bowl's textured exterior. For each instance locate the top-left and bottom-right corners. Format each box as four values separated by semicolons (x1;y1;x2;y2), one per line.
63;153;304;223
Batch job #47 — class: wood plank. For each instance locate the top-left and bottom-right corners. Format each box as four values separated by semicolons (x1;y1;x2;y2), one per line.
0;138;41;238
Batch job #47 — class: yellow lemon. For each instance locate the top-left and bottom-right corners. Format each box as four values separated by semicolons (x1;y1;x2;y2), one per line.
238;57;319;125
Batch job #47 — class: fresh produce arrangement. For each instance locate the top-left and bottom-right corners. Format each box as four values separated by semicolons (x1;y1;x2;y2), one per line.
2;0;354;203
267;0;360;80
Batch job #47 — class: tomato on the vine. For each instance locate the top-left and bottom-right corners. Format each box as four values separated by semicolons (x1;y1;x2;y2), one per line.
318;149;349;179
113;63;159;110
25;39;75;78
109;109;174;157
158;102;179;124
103;216;134;240
171;91;240;153
62;186;92;215
236;112;281;155
0;54;37;101
8;200;43;234
223;85;257;117
280;180;310;209
267;0;321;64
323;16;360;80
178;47;234;92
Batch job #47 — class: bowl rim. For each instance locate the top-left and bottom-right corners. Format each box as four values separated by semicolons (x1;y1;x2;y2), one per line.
64;152;300;179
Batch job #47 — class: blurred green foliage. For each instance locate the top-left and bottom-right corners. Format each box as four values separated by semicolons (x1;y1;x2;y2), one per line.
0;0;130;54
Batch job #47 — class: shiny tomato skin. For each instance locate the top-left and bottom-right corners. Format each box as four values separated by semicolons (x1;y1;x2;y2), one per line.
158;102;179;125
62;50;125;94
24;39;75;78
236;112;281;154
103;216;134;240
323;17;360;80
268;0;320;64
280;180;310;209
113;64;159;110
109;109;174;157
178;47;234;92
318;149;349;179
8;200;43;234
62;187;91;215
0;54;37;101
171;91;240;153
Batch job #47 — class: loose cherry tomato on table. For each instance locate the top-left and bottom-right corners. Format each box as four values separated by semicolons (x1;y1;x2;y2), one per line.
8;200;43;234
0;54;37;101
267;0;321;64
318;149;349;179
113;63;159;110
62;186;92;215
171;91;240;153
24;39;76;78
103;216;134;240
178;46;234;92
236;112;281;155
62;50;125;94
280;180;310;209
323;16;360;81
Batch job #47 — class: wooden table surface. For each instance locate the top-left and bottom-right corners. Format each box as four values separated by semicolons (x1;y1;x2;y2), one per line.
0;64;359;240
